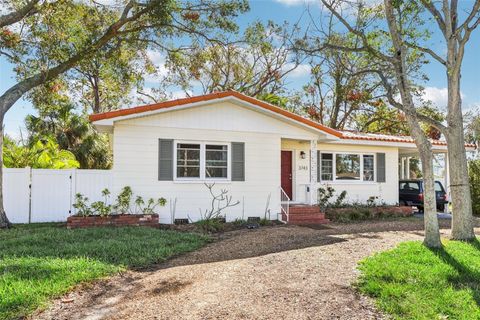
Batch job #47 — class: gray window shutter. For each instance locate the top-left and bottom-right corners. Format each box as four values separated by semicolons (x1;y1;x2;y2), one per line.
317;150;321;182
376;153;386;183
231;142;245;181
158;139;173;181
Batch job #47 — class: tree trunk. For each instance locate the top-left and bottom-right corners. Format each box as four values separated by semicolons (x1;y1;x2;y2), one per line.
383;0;441;247
446;124;475;240
444;59;475;240
418;146;441;247
0;116;11;228
404;114;441;247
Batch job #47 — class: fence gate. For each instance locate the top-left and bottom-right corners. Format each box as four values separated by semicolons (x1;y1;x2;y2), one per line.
3;168;30;224
30;169;73;223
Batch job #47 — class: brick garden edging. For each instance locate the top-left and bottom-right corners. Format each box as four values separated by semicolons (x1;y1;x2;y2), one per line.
67;214;159;229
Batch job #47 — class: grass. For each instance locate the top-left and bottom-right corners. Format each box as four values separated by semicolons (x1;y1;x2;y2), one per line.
0;223;209;320
357;238;480;320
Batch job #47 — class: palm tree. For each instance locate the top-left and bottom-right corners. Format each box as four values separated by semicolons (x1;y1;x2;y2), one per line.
25;103;111;169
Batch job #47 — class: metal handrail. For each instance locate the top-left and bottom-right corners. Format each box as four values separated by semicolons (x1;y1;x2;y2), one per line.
280;187;290;223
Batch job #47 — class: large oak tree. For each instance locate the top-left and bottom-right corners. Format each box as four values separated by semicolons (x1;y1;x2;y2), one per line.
0;0;249;228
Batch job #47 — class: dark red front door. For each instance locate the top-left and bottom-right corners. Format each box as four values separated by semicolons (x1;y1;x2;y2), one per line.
281;150;293;199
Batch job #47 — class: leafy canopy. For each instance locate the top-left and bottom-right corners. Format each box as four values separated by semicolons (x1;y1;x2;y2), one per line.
3;136;80;169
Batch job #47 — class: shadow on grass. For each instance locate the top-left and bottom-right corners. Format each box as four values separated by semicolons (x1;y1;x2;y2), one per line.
429;238;480;308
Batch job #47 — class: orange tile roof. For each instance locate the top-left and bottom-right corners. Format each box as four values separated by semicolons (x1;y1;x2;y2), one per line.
340;131;476;148
89;90;476;149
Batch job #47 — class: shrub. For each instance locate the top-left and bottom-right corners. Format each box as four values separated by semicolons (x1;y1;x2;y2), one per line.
73;193;92;217
318;186;335;210
232;218;247;226
326;205;410;222
91;189;112;217
195;218;224;232
318;186;347;210
468;159;480;216
333;190;347;207
73;187;166;217
134;196;167;215
114;186;133;214
259;217;272;226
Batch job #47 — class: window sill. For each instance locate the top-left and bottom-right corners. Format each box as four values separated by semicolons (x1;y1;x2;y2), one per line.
173;179;232;184
320;181;379;185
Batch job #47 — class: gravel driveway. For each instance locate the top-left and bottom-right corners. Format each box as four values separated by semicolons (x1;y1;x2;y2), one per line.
34;219;479;320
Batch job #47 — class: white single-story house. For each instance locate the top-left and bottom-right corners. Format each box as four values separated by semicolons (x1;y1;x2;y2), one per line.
90;90;476;223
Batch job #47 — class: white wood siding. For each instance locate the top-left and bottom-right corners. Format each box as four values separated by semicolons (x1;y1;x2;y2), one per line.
114;102;324;222
122;101;320;140
114;125;284;222
112;101;400;222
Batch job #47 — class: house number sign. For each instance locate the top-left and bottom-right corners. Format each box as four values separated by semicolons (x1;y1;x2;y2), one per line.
298;165;308;171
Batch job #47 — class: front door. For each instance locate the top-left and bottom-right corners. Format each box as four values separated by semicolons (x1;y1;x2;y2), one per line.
281;150;293;199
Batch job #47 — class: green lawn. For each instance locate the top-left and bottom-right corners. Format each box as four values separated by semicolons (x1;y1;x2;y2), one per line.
357;238;480;320
0;223;209;320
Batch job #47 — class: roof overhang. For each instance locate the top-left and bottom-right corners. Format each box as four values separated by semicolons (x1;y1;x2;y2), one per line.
90;90;477;151
334;137;476;152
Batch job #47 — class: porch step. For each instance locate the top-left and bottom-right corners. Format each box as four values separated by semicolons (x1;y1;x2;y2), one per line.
289;205;322;214
281;212;330;224
280;205;330;224
287;212;326;220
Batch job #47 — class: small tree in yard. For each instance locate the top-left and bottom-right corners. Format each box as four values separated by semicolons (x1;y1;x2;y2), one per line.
0;0;249;228
199;183;239;221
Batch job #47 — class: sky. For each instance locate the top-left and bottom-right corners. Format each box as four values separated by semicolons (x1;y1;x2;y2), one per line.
1;0;480;137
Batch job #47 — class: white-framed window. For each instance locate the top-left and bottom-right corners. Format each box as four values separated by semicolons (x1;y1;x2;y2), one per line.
205;144;228;178
174;141;230;181
363;154;375;181
176;143;201;178
320;152;375;182
320;153;333;181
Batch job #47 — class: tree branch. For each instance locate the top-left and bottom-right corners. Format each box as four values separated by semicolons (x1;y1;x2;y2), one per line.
0;0;153;114
0;0;40;28
403;40;447;66
419;0;447;36
319;0;394;63
359;68;447;131
457;0;480;35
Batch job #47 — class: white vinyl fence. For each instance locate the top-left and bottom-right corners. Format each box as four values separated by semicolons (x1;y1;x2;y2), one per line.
4;168;112;223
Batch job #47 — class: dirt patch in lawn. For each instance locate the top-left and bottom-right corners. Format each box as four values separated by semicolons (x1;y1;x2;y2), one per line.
33;218;480;320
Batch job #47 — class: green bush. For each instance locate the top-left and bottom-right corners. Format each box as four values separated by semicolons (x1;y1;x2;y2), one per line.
468;159;480;216
232;218;247;226
318;187;347;210
73;186;166;216
326;206;404;222
195;219;224;233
